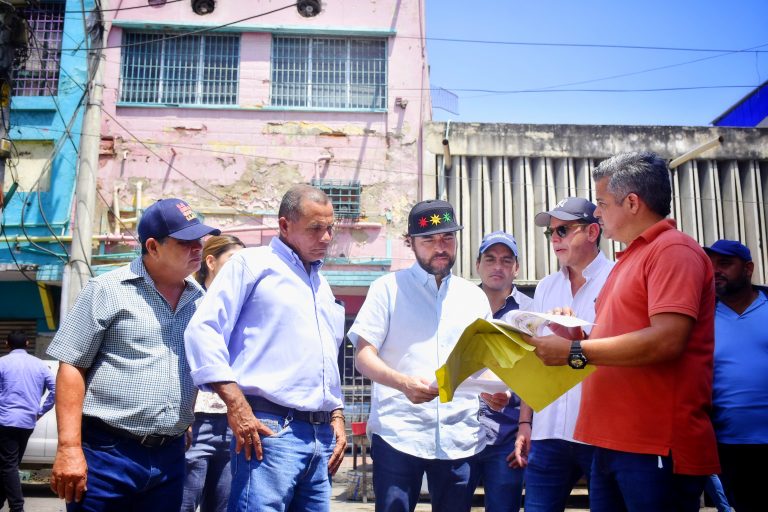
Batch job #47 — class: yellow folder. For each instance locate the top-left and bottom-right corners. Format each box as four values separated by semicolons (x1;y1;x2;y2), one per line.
435;318;595;412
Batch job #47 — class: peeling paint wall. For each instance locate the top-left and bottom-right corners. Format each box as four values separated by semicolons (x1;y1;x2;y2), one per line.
97;0;430;275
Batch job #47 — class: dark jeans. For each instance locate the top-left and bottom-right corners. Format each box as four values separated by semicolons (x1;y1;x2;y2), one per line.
470;440;524;512
182;414;232;512
524;439;594;512
67;425;186;512
0;425;34;512
718;443;767;512
370;434;476;512
590;447;706;512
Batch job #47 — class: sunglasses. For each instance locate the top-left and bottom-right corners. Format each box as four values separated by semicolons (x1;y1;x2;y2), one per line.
544;223;587;240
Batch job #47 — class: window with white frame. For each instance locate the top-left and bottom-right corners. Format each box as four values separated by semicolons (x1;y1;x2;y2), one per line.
271;36;387;110
119;32;240;106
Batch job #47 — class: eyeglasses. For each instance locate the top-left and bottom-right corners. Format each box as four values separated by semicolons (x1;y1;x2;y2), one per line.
544;223;586;240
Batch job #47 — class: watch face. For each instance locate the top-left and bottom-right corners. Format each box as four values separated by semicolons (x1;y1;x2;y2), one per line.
569;355;587;369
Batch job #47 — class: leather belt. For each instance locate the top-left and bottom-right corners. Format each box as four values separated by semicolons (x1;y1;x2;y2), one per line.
83;416;183;448
246;396;331;424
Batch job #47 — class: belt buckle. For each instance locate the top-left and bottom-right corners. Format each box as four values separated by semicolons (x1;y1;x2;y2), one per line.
308;411;324;425
140;434;165;448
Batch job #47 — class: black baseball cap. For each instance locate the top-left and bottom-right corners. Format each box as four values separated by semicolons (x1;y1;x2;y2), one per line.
407;199;463;236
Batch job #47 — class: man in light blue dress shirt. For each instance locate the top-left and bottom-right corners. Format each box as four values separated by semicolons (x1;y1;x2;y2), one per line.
0;331;55;512
185;185;347;512
349;199;492;512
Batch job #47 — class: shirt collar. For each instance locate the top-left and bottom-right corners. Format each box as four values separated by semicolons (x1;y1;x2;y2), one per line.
409;261;452;287
270;237;324;273
617;218;676;259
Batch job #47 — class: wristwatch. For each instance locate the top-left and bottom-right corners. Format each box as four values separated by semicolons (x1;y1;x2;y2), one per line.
568;340;588;369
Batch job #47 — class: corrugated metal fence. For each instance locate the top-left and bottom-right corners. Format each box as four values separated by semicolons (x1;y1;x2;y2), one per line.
426;124;768;285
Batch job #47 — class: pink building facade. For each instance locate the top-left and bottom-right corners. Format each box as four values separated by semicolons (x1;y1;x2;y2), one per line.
97;0;430;306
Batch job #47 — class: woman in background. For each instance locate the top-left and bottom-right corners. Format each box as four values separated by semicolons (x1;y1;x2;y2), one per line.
182;235;245;512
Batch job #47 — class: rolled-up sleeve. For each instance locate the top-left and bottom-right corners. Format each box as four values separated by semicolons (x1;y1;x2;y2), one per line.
347;277;391;351
185;255;256;389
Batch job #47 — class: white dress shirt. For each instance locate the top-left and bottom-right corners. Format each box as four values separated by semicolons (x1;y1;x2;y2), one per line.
348;263;492;459
512;251;613;443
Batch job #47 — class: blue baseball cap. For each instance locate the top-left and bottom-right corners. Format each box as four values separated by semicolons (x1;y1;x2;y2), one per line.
478;231;519;258
703;239;752;262
138;198;220;243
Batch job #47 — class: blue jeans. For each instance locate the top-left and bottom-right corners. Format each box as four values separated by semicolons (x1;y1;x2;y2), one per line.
68;426;186;512
704;474;730;512
370;434;476;512
524;439;594;512
470;441;524;512
590;447;706;512
182;413;232;512
227;412;334;512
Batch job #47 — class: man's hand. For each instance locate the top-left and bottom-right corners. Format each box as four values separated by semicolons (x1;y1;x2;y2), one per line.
327;416;348;476
480;391;510;412
524;334;571;366
400;376;439;404
545;306;586;340
226;400;275;462
507;422;531;469
50;446;88;503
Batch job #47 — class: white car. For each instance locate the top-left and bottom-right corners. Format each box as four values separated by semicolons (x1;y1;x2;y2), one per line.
21;360;59;466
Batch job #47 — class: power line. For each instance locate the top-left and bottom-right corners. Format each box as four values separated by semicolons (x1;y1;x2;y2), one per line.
421;35;768;54
64;0;183;14
55;2;298;52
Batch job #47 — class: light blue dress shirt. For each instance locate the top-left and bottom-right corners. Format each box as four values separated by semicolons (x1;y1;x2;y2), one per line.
185;237;345;412
0;350;55;430
348;263;492;459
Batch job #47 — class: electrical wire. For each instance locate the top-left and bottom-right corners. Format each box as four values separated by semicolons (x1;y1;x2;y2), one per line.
64;0;183;14
56;2;299;52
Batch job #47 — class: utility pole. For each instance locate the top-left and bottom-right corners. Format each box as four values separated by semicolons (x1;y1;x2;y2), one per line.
61;1;106;317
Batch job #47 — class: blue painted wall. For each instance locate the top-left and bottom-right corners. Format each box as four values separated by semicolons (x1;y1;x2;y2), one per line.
5;0;93;267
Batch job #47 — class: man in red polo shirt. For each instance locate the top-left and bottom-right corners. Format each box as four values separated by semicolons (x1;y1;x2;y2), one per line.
527;151;719;511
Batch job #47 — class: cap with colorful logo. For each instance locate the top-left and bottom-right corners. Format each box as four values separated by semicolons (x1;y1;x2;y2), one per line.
138;198;221;243
534;197;598;227
703;239;752;262
407;199;463;236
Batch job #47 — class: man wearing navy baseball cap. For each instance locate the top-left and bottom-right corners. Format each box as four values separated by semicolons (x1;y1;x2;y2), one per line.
704;239;767;510
473;230;533;512
349;199;492;511
47;198;219;510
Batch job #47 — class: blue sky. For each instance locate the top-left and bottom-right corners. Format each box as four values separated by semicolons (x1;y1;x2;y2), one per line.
425;0;768;126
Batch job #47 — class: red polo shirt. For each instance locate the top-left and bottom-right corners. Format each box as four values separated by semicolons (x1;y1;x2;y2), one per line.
575;219;719;475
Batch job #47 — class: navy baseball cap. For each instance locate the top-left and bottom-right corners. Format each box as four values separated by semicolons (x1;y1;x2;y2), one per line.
478;231;519;258
407;199;463;236
138;198;220;243
535;197;599;227
703;240;752;262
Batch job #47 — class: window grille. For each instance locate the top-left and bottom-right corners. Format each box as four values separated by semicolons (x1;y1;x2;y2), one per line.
119;32;239;105
271;37;386;110
13;2;65;96
311;180;362;219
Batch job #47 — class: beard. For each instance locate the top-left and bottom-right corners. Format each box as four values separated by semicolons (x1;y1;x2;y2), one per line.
714;273;750;297
415;251;456;279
